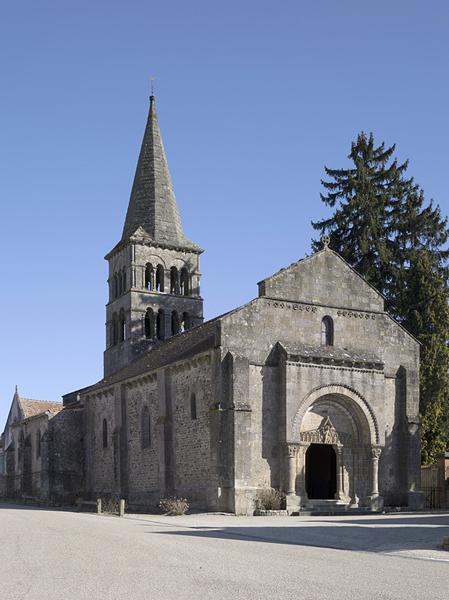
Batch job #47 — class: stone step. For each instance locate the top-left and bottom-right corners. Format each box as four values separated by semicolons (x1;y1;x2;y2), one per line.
293;508;380;516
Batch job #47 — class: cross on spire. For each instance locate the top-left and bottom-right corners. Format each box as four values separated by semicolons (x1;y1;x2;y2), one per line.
150;75;156;96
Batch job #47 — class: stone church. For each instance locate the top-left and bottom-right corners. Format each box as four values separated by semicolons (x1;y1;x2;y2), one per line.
1;94;423;514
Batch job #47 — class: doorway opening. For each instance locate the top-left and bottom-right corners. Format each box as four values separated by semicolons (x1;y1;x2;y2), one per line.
305;443;337;499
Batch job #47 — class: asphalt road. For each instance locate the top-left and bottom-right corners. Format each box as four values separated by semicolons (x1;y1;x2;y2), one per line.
1;504;448;600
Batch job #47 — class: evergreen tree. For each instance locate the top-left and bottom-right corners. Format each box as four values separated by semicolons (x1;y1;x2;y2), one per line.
312;132;411;300
400;249;449;463
312;132;449;462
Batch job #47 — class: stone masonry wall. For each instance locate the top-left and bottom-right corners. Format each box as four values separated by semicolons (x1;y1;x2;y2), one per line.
48;407;84;504
86;393;117;497
259;250;384;312
86;352;214;510
247;365;280;490
126;378;161;507
171;358;212;505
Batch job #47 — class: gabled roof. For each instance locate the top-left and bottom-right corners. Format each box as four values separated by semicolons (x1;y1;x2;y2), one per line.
259;247;385;300
120;96;198;250
257;247;385;313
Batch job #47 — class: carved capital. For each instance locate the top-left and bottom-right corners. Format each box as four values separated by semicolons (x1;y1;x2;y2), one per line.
284;443;299;458
407;416;420;436
370;446;382;460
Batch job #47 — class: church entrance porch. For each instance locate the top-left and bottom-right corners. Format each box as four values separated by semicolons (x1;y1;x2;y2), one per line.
285;387;384;513
305;443;336;500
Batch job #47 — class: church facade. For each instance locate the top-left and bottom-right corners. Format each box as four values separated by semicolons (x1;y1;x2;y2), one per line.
2;94;423;513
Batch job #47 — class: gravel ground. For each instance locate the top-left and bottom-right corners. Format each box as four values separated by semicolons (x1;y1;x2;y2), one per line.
1;504;448;600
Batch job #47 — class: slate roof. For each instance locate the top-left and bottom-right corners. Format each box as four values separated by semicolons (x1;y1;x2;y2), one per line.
278;342;384;369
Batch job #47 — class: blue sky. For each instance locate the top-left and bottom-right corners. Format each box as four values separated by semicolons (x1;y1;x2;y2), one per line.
1;1;448;424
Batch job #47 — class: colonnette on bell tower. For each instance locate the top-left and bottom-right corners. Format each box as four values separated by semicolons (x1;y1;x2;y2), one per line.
104;95;204;377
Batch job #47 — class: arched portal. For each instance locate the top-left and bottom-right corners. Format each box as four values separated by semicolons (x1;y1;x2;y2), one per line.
290;386;382;509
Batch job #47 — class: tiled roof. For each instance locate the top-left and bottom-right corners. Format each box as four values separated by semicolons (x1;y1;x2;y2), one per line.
19;399;63;419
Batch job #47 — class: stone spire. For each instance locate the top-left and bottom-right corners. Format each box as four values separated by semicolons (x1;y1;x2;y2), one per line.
121;95;189;247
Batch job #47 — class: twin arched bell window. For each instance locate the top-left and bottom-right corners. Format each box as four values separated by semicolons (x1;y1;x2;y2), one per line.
144;308;166;340
111;310;127;346
112;268;127;299
321;316;334;346
145;263;190;296
145;308;192;340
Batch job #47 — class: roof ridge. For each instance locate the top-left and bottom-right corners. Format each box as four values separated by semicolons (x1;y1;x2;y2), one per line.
19;398;61;404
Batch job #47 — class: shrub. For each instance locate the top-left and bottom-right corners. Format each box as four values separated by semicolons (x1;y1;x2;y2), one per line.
254;488;286;511
159;496;189;516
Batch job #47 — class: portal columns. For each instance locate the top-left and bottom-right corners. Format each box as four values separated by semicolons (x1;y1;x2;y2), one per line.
284;443;300;512
370;446;381;496
284;443;298;495
335;444;345;501
366;445;384;510
297;444;308;502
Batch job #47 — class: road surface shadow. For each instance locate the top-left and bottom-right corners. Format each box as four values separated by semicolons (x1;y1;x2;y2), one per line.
151;516;449;553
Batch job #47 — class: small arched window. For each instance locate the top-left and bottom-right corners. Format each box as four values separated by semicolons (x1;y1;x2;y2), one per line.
141;407;151;449
171;310;180;335
102;419;108;448
190;392;197;420
145;308;155;339
321;316;334;346
119;309;126;342
36;430;41;459
157;309;165;340
113;274;118;298
180;267;189;296
122;268;127;292
112;313;119;346
170;267;180;294
145;263;154;290
156;264;165;292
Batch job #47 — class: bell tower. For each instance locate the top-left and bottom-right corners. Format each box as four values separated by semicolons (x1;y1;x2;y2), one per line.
104;95;204;377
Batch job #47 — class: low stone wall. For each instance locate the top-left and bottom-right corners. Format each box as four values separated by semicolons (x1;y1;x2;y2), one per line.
0;474;5;497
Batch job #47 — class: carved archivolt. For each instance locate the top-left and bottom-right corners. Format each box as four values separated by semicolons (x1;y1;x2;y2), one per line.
300;416;351;445
292;384;380;445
